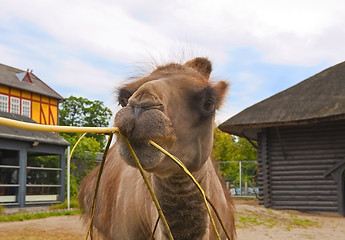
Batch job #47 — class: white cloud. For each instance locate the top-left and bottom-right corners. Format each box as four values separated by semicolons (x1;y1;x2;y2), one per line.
54;59;120;96
0;45;19;66
1;0;175;64
1;0;345;123
2;0;345;66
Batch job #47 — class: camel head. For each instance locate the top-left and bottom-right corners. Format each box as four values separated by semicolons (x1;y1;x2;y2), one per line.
115;57;228;177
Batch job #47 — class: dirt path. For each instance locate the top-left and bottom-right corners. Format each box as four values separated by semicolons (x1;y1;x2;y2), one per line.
235;200;345;240
1;201;345;240
0;215;86;240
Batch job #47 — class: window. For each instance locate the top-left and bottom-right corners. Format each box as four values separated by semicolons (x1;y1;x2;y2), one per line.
10;97;20;114
22;99;31;117
0;150;20;204
26;153;62;203
0;94;8;112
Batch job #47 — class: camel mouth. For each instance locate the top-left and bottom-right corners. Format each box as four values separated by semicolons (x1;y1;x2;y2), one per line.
114;106;176;170
115;106;176;143
115;133;174;172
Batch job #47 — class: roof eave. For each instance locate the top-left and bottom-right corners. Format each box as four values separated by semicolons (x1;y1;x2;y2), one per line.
219;114;345;140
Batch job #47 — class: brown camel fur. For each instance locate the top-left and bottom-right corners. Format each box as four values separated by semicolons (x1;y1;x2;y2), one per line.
78;57;236;240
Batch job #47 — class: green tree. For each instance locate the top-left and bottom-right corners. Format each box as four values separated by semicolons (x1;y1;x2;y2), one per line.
59;96;113;149
59;96;112;198
212;127;257;187
66;134;101;180
63;134;102;199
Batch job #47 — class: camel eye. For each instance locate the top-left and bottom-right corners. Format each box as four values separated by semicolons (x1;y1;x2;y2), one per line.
204;98;216;112
193;87;218;118
118;88;132;107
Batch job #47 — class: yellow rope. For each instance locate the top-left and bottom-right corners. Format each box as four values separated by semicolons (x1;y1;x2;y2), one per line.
123;136;174;240
85;134;114;240
150;215;161;240
68;133;87;165
148;140;222;240
0;117;119;133
0;117;230;239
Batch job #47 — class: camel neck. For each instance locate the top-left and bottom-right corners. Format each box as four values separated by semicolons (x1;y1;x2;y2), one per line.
153;170;208;240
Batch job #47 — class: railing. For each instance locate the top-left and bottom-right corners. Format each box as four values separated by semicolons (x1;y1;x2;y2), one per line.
217;160;258;197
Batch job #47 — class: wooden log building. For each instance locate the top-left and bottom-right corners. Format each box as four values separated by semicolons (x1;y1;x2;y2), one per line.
219;61;345;216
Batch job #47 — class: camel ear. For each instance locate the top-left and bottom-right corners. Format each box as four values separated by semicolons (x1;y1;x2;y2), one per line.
185;57;212;80
213;80;229;109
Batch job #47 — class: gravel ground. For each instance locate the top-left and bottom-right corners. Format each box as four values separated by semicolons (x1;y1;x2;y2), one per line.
1;200;345;240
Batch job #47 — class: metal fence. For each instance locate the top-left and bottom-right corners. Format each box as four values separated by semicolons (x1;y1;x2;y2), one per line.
216;161;258;197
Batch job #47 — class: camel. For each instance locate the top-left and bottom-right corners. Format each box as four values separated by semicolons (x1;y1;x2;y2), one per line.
78;57;236;240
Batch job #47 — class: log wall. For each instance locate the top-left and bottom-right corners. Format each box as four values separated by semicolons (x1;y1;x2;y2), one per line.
257;119;345;215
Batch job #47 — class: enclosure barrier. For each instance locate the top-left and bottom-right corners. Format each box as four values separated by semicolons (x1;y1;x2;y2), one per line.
217;161;259;197
0;117;230;240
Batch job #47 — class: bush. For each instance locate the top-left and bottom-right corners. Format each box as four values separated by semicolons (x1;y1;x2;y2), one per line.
0;205;4;215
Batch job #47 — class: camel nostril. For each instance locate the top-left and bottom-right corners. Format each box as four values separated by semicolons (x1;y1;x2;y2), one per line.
114;108;136;137
132;106;144;119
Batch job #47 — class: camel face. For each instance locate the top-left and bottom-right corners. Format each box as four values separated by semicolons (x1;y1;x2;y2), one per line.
78;57;236;240
115;58;228;176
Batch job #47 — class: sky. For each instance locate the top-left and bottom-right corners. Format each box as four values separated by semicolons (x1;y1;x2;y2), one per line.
1;0;345;124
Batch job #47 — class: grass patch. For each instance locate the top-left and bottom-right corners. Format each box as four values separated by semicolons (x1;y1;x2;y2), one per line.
232;196;257;201
237;208;319;230
50;199;79;210
0;209;81;222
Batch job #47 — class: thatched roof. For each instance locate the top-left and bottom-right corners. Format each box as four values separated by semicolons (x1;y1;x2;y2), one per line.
219;61;345;140
0;112;69;146
0;63;64;100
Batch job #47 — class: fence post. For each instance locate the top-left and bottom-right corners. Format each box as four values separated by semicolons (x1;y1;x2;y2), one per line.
67;146;70;210
239;161;242;196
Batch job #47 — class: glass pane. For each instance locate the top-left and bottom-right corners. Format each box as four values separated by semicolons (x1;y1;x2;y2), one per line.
27;169;60;185
26;187;59;195
27;153;60;168
26;187;59;202
22;99;31;117
0;187;18;203
10;97;20;114
0;150;19;204
0;168;19;184
25;152;62;203
0;94;8;112
0;150;19;166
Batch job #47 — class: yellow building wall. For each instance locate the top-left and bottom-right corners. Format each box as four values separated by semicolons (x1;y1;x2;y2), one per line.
10;88;20;97
32;101;41;123
32;93;40;101
41;103;49;125
0;85;9;94
50;105;58;125
41;96;49;104
0;85;60;126
21;91;31;99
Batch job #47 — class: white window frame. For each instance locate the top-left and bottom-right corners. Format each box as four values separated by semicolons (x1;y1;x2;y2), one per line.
0;94;9;112
22;99;31;117
10;97;20;114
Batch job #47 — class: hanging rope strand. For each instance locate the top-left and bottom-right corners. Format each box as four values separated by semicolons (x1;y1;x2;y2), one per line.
85;134;114;240
0;117;232;240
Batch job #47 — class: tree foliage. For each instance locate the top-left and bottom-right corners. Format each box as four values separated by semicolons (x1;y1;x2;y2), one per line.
59;95;113;149
212;127;258;187
65;134;101;198
59;96;112;198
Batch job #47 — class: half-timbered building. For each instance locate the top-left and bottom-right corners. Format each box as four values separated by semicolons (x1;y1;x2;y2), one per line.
0;63;68;207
